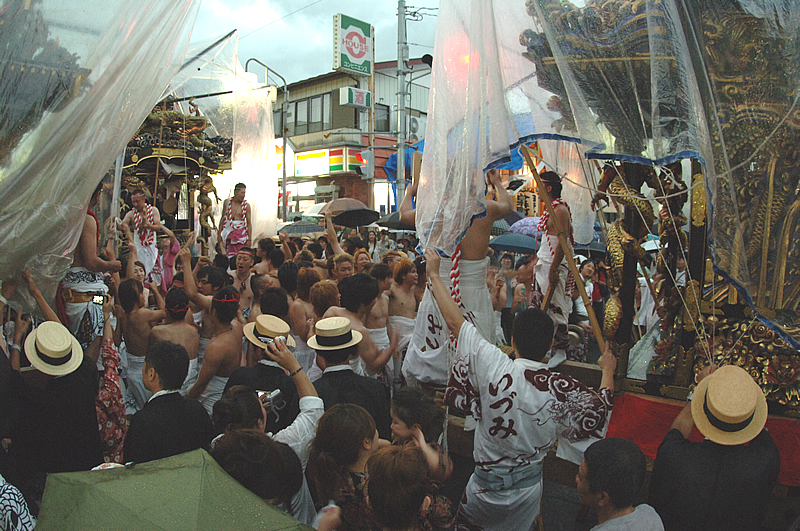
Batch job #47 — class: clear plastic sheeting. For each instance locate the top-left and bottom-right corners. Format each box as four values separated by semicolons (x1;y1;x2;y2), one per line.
0;0;200;307
421;0;800;346
418;0;706;256
169;34;278;252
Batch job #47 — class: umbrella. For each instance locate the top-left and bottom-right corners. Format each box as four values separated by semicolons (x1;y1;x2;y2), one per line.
491;219;510;236
319;198;368;215
504;210;526;226
36;449;309;530
333;208;380;228
376;211;415;230
281;220;324;235
509;216;543;239
489;233;539;255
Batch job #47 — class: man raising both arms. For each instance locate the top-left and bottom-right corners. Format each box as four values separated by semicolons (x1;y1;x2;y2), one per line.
425;248;616;531
120;188;161;277
403;169;513;387
219;182;252;258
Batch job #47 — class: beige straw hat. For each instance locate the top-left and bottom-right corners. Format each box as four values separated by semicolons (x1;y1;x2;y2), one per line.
243;314;296;349
691;365;768;445
24;321;83;376
307;316;362;351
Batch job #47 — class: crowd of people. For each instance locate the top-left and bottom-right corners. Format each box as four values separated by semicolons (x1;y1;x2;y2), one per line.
0;177;781;531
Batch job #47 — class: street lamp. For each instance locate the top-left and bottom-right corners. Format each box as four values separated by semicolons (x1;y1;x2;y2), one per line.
245;58;289;222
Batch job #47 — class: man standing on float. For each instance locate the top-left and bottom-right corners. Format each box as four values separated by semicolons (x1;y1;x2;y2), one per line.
219;182;252;258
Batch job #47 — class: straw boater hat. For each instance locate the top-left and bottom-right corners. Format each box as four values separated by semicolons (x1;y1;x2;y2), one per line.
24;321;83;376
243;314;296;349
691;365;768;446
307;316;362;351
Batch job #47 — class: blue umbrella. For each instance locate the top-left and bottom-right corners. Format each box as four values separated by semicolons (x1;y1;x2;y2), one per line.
489;233;539;255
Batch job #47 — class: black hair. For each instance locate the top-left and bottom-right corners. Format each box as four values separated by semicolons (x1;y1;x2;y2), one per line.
268;249;285;268
145;340;189;390
369;263;393;282
584;438;646;510
172;271;184;283
259;287;290;320
540;171;562;198
512;308;554;361
414;255;426;277
212;385;263;433
392;387;445;442
337;273;379;313
307;242;323;259
249;274;270;299
341;239;355;255
258;238;276;255
165;288;190;320
277;262;299;294
234;182;246;190
314;344;358;365
211;429;302;507
198;266;227;290
211;285;240;324
131;188;145;197
118;278;143;313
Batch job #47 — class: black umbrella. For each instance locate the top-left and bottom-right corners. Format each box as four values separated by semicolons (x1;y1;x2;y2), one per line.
376;211;415;230
281;220;324;235
489;233;539;254
333;208;380;228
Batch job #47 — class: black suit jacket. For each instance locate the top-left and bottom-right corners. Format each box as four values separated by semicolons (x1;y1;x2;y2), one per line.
224;363;300;434
123;392;214;464
314;368;391;439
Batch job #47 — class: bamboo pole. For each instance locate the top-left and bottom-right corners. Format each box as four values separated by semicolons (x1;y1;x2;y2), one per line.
522;144;606;353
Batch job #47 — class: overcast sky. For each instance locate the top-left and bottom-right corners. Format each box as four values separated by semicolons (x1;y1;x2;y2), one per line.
191;0;440;85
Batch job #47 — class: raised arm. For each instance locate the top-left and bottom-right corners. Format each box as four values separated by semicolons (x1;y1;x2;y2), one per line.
160;223;178;246
596;340;617;393
324;211;344;256
279;231;294;262
148;280;165;312
424;249;464;338
179;248;211;310
485;169;514;221
399;176;418;226
22;271;60;323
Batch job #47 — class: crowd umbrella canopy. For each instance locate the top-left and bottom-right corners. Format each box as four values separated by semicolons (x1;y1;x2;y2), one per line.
421;0;800;408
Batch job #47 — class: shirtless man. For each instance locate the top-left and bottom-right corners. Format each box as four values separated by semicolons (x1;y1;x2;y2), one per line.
323;273;397;377
366;264;395;385
402;168;513;386
64;182;122;359
179;250;228;367
388;259;418;358
252;238;275;275
187;284;243;414
121;188;162;277
288;267;322;375
149;288;200;394
117;278;166;411
219;183;252;258
232;247;256;318
331;254;354;283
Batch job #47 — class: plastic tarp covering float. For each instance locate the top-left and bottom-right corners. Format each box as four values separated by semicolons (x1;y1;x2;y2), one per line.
421;0;800;347
0;0;200;307
169;33;278;251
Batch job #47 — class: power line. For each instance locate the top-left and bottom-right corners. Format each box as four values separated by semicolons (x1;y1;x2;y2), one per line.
240;0;326;41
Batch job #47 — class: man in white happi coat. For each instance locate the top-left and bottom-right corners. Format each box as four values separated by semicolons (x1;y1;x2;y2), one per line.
219;182;252;258
121;188;162;277
402;169;513;386
425;247;617;531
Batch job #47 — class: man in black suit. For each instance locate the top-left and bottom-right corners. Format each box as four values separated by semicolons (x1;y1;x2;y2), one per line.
123;341;215;464
226;314;300;433
309;317;391;439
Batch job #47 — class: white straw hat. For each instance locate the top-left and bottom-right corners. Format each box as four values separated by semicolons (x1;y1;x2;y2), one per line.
24;321;83;376
307;316;362;351
243;315;296;349
691;365;768;445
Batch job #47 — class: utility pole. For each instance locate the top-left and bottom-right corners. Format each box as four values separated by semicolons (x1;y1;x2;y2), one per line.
396;0;408;208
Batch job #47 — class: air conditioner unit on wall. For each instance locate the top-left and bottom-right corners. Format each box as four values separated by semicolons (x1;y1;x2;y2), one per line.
408;115;426;142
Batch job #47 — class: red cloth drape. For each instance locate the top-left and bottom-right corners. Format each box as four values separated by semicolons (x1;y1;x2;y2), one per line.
607;392;800;487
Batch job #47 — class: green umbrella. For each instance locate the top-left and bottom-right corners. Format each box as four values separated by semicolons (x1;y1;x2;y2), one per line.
37;449;311;530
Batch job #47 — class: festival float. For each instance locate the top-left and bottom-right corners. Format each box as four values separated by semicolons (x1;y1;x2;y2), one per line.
422;0;798;521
